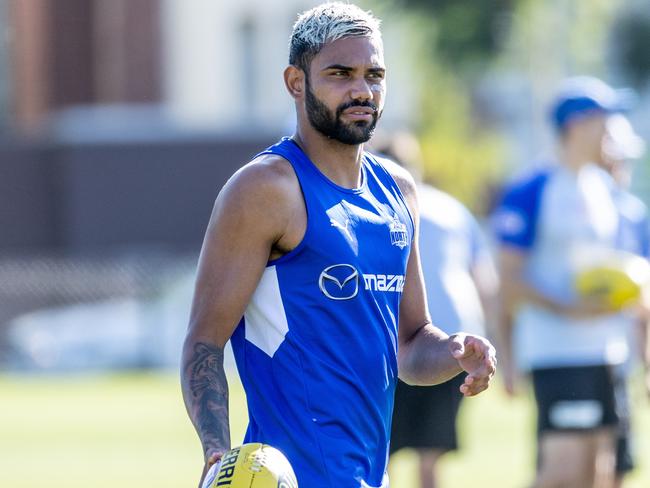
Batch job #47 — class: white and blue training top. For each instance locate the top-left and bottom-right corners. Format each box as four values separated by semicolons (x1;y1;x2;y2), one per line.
230;137;414;488
492;162;649;371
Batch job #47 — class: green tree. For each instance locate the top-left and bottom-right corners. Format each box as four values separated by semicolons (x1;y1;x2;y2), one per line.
392;0;517;72
416;70;506;215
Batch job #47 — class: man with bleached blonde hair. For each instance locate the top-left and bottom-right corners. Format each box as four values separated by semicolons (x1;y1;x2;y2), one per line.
182;4;496;487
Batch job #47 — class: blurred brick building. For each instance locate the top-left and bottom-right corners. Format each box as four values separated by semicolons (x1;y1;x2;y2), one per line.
0;0;286;335
0;0;321;361
0;1;424;360
0;0;419;255
0;0;291;254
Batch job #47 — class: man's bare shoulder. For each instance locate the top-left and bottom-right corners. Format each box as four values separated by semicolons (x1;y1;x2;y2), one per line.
225;153;298;195
205;153;302;249
216;153;301;215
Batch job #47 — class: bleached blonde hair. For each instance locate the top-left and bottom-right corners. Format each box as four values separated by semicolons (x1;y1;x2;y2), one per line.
289;2;382;73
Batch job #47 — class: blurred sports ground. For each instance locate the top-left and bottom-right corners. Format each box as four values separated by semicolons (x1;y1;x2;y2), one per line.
1;371;648;488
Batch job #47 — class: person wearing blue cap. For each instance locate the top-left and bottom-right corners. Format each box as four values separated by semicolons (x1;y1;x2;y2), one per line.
551;76;635;131
491;75;648;488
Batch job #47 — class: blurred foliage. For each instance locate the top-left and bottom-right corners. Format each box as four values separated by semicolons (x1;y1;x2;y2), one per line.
611;9;650;88
416;70;506;216
392;0;517;73
565;1;623;72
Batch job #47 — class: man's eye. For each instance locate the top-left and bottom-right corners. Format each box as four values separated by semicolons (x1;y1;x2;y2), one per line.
333;71;349;77
368;72;384;80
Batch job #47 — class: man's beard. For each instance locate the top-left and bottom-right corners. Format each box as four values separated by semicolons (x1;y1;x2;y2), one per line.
305;80;380;145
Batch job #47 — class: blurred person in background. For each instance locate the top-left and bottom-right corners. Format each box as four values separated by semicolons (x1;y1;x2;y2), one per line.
374;132;499;488
180;3;496;488
491;76;650;488
597;112;649;488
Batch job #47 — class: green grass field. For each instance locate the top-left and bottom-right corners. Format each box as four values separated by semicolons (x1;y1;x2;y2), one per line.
1;371;648;488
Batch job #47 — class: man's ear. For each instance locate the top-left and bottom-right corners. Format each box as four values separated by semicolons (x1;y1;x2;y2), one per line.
284;65;306;100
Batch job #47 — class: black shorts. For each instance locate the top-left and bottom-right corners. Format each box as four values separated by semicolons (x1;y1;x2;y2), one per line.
390;374;465;455
532;365;625;434
532;364;634;473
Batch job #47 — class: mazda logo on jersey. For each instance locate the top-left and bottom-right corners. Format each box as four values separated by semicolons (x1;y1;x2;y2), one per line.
318;264;359;300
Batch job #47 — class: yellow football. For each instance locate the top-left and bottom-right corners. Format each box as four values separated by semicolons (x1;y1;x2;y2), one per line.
202;443;298;488
575;253;650;310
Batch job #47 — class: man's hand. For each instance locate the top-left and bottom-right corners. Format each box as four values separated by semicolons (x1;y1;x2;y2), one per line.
449;333;497;397
199;451;226;488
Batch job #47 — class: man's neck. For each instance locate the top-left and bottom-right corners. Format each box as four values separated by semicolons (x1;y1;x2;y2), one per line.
293;127;365;189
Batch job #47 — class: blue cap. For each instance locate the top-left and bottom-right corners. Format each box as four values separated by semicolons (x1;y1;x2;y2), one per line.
550;76;635;131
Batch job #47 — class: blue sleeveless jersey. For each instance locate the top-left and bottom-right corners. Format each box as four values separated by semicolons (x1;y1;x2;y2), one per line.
230;137;413;488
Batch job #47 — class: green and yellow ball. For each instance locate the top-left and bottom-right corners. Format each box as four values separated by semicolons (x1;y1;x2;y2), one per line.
202;443;298;488
575;253;650;310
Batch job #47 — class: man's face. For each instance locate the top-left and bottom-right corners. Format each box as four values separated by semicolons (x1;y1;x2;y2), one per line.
568;112;609;164
304;36;385;145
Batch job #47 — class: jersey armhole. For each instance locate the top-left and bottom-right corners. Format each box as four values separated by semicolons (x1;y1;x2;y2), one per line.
263;153;312;267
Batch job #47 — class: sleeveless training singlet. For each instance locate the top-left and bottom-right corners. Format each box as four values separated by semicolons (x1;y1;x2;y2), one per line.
229;137;413;488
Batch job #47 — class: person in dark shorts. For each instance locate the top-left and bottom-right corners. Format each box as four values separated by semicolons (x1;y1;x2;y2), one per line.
385;132;499;488
492;76;650;488
391;373;466;454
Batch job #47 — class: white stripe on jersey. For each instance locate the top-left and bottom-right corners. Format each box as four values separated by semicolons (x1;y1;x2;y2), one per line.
244;266;289;357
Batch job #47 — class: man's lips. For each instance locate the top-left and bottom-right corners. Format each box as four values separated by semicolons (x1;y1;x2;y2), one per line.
342;106;376;121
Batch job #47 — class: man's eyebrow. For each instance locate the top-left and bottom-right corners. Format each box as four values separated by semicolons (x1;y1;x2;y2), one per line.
321;64;386;73
322;64;353;71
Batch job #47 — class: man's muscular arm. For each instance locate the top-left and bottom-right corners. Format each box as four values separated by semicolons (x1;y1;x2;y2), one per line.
181;155;301;486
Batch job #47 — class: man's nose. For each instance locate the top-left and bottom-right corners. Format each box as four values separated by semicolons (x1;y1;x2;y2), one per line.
350;77;373;101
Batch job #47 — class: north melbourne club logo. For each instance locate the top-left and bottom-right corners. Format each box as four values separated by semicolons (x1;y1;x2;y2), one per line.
389;213;408;249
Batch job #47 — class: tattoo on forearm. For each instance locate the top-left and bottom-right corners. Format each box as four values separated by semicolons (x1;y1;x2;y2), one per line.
182;341;230;457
